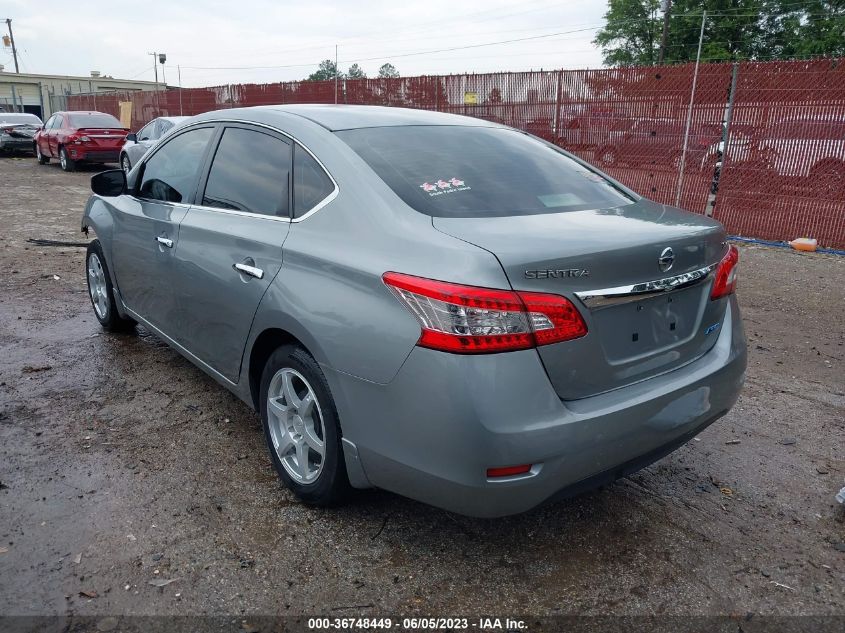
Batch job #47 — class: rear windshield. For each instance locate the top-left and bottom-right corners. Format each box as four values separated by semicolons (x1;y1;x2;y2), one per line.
336;126;635;217
1;113;42;125
68;113;123;129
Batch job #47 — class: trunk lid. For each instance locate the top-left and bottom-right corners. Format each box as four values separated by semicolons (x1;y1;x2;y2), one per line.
78;128;127;148
1;123;39;139
433;200;730;400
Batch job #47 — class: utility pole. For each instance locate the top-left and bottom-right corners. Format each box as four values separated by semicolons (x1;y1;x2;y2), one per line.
5;19;19;73
334;44;339;104
148;52;158;86
658;0;672;65
177;64;183;115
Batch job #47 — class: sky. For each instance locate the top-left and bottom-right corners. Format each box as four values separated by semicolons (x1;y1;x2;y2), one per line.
1;0;608;87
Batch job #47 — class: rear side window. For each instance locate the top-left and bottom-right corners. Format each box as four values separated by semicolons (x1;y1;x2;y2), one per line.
293;145;334;217
137;121;156;141
139;126;214;203
338;126;634;218
202;127;291;216
68;113;123;128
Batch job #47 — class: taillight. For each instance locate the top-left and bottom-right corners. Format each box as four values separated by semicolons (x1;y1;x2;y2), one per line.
382;272;587;354
710;244;739;300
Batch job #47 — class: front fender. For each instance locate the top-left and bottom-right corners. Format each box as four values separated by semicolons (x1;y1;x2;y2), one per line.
81;195;129;318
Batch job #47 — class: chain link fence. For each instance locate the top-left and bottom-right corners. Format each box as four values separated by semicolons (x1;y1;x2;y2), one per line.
67;59;845;248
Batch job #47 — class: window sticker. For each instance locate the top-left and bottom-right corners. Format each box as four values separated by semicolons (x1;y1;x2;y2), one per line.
419;177;470;197
537;193;586;208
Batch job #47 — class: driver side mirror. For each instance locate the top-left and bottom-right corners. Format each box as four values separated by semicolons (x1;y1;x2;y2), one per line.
125;132;137;143
91;169;126;197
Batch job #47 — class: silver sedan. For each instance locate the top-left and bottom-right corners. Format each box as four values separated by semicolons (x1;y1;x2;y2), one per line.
119;116;188;173
81;105;746;517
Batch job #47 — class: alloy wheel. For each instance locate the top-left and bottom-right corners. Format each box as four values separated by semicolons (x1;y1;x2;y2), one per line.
87;252;109;319
121;155;131;174
60;149;67;170
266;368;326;483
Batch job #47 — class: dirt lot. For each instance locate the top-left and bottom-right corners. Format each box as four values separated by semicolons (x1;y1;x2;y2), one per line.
1;156;843;620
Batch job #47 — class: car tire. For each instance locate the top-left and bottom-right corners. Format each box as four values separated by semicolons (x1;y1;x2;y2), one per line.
59;146;76;172
120;154;131;174
36;144;49;165
85;240;136;333
260;344;350;506
811;160;845;198
597;146;617;166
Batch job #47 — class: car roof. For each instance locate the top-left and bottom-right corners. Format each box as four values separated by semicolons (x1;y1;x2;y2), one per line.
57;111;113;115
245;104;502;132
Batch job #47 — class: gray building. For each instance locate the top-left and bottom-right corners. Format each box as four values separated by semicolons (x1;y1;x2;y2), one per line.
0;68;161;120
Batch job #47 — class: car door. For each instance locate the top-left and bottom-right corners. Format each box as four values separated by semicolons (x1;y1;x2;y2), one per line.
172;123;293;382
38;115;54;155
48;114;63;157
110;124;216;331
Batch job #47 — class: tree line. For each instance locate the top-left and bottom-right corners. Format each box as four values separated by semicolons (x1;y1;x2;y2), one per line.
305;61;399;81
594;0;845;66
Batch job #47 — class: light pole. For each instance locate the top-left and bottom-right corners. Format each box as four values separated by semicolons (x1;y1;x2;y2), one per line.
158;53;167;86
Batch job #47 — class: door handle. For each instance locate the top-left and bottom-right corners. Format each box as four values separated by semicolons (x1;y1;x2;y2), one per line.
233;262;264;279
156;236;173;248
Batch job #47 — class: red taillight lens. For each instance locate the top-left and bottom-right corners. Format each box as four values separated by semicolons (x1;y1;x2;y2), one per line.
710;244;739;300
487;464;532;478
383;272;587;354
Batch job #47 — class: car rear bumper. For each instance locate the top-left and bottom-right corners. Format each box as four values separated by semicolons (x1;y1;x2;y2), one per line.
69;148;120;162
327;295;747;517
0;136;35;151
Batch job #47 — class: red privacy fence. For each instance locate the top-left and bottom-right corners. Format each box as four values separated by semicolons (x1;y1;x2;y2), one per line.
68;59;845;248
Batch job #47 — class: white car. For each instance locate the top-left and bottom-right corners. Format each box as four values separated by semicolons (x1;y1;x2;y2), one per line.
119;116;189;173
759;116;845;192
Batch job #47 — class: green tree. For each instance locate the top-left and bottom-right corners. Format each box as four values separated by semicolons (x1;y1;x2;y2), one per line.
347;63;367;79
594;0;845;66
307;59;342;81
378;63;399;78
593;0;662;66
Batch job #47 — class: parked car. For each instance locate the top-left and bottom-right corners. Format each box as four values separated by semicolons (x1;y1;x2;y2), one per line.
120;116;189;173
757;116;845;196
595;118;722;170
0;112;42;154
35;111;128;171
81;106;746;518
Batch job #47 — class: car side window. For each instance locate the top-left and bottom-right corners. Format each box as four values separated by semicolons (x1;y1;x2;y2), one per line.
138;121;156;141
52;115;63;129
138;126;214;204
202;127;291;216
293;144;334;217
157;120;173;138
43;116;55;130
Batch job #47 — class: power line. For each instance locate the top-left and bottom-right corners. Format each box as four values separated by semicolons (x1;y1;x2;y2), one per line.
182;21;629;71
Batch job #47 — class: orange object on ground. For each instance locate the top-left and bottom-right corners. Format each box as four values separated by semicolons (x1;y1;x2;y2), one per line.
788;238;818;252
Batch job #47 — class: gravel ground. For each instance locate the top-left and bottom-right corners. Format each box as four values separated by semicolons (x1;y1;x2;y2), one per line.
0;156;843;619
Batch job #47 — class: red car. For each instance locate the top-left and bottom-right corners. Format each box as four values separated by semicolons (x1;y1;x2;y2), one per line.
35;111;128;172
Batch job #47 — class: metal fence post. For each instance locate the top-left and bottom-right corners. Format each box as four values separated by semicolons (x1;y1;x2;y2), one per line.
675;10;706;208
706;62;739;216
553;69;562;144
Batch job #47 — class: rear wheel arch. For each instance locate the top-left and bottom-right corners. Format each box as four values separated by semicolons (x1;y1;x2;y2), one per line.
248;328;307;410
811;157;845;173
